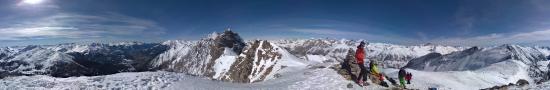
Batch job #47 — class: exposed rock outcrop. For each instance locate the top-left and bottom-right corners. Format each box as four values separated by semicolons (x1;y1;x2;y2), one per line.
222;40;283;83
150;30;246;77
331;49;361;80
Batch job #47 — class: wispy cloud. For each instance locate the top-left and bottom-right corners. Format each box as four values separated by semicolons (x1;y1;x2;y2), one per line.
430;29;550;46
289;28;414;44
290;28;370;36
0;12;165;41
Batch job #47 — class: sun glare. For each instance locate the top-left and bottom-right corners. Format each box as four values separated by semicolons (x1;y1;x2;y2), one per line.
22;0;44;5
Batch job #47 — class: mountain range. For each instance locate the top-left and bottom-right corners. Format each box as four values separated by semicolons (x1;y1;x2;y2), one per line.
1;30;550;89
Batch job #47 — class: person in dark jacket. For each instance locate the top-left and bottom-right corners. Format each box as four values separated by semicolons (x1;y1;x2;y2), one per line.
398;68;407;88
355;41;368;85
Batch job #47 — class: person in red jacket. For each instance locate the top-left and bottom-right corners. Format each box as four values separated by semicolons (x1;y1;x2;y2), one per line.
406;73;412;84
355;41;368;85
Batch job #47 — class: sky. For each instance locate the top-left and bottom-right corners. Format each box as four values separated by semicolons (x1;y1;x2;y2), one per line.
1;0;550;47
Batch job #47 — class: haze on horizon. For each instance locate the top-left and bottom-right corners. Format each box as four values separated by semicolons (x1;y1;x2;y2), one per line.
1;0;550;47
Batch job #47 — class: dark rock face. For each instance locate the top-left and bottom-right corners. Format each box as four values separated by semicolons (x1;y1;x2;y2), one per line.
224;41;261;83
150;30;247;78
403;53;442;70
216;30;246;54
223;40;282;83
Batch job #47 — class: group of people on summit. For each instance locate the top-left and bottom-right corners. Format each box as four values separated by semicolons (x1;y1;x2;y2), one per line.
354;41;413;89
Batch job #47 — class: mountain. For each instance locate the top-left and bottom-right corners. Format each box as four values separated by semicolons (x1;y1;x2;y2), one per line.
149;30;306;83
0;29;465;83
0;42;168;78
405;44;550;83
273;39;464;68
3;30;550;89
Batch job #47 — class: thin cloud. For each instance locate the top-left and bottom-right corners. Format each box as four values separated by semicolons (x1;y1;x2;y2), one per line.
0;12;165;41
430;29;550;46
290;28;370;36
289;28;414;44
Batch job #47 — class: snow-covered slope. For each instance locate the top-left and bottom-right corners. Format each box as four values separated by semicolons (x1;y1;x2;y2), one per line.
405;44;550;85
0;68;361;90
219;40;307;83
0;71;186;90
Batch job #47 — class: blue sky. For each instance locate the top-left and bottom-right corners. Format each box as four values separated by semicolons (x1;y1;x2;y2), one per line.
1;0;550;46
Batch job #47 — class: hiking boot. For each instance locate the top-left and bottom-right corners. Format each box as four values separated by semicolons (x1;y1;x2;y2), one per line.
358;80;364;86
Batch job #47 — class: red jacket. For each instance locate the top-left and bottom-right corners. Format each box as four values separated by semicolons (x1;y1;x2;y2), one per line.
355;47;365;64
405;73;412;80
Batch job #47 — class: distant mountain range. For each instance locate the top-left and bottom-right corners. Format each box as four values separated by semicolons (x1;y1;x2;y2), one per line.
1;30;549;84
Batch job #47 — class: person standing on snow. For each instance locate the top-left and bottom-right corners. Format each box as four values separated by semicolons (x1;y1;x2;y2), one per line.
355;41;368;85
398;68;407;88
406;73;412;84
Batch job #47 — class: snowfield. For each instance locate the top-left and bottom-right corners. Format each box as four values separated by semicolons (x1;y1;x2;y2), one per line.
0;68;363;90
1;61;550;90
0;71;183;90
385;60;530;90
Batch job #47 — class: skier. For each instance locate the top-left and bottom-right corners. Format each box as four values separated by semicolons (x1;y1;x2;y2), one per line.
406;73;412;84
355;41;368;86
398;68;407;89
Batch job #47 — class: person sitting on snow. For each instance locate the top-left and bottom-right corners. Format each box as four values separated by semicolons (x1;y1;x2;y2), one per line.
369;60;383;84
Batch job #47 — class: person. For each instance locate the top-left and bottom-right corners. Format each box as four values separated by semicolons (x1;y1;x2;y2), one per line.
398;68;407;88
370;61;379;76
406;73;412;84
369;60;384;85
355;41;368;85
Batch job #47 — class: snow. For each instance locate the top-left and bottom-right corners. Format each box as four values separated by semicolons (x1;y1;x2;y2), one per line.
0;68;358;90
0;65;539;90
535;47;550;60
0;71;184;90
383;60;530;90
248;41;307;82
212;48;238;79
305;55;327;64
1;38;549;90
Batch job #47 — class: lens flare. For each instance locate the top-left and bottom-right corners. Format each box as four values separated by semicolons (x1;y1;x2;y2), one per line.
22;0;44;5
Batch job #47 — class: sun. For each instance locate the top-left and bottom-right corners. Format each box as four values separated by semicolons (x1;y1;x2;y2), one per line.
21;0;44;5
